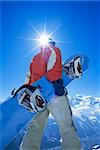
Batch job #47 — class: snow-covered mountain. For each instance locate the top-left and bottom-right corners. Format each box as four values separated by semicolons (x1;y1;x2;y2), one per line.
4;95;100;150
42;95;100;150
69;95;100;150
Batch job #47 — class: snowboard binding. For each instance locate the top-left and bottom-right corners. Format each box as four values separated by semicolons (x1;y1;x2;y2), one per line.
12;84;47;113
63;56;82;78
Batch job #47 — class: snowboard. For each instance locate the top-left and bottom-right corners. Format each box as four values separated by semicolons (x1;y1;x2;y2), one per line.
0;54;89;149
92;145;100;150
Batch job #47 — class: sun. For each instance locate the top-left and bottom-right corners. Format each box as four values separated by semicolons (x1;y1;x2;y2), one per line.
20;20;62;50
19;20;70;61
38;34;49;46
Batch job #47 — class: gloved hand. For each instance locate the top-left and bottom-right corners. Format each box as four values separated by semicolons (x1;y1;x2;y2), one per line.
52;79;66;96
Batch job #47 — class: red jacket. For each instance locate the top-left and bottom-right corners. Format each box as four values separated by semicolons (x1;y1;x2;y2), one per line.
29;45;62;84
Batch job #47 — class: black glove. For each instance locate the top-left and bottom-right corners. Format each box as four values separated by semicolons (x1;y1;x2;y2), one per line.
52;79;66;96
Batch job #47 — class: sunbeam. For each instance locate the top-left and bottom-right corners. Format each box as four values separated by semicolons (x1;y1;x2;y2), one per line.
27;19;41;37
19;20;70;62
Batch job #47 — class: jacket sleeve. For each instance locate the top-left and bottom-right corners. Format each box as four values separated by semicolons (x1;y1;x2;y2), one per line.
25;61;33;84
25;70;31;84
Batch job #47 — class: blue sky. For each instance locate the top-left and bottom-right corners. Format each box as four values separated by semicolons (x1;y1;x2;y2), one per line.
1;1;100;101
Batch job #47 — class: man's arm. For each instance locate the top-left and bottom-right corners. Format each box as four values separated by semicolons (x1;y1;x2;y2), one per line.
25;70;31;84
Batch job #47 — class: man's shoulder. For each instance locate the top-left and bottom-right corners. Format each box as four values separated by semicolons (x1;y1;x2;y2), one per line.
54;46;61;52
32;52;41;61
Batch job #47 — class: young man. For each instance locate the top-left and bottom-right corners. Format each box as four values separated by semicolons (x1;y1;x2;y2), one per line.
20;38;81;150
